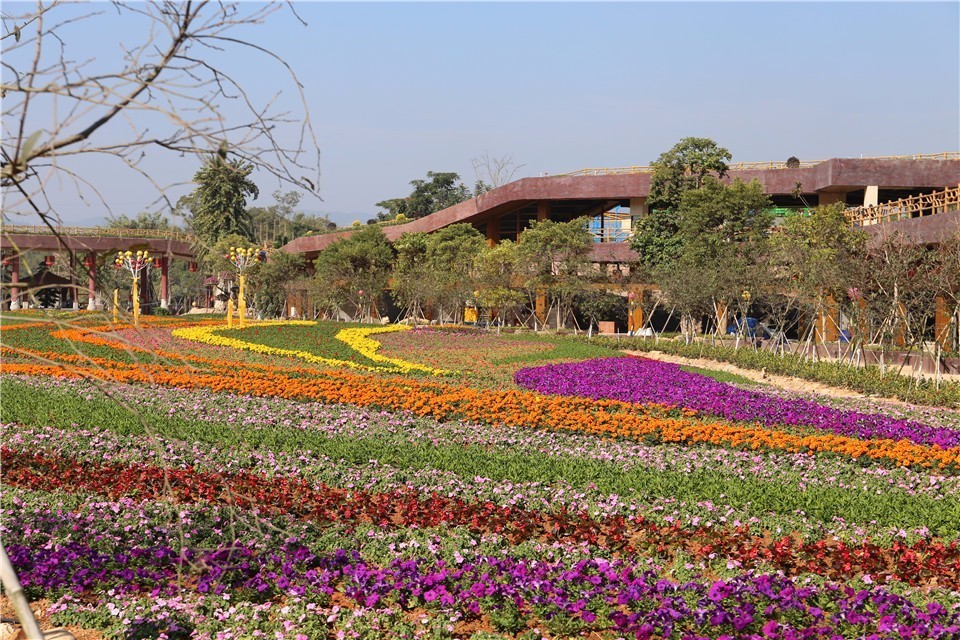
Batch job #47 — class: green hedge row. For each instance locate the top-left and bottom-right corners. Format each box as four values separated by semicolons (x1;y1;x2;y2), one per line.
582;337;960;409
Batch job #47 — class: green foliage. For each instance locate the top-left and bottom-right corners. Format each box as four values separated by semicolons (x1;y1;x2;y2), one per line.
425;224;486;318
647;136;732;212
391;232;434;320
630;208;685;269
632;137;733;269
106;211;172;230
313;225;394;317
248;190;335;247
678;177;772;249
516;218;593;325
249;250;306;318
770;203;866;301
186;155;259;247
474;240;525;322
573;288;626;330
375;171;472;221
635;175;774;340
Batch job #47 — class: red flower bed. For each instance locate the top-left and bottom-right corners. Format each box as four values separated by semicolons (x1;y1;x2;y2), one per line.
5;446;960;590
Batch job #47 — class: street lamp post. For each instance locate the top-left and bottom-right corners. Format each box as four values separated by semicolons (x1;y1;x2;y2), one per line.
226;246;260;328
114;250;152;327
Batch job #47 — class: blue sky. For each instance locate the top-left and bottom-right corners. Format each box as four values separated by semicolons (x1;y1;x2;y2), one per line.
3;1;958;227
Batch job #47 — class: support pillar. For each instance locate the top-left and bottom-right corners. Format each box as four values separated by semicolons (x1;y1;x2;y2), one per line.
535;290;547;328
934;296;953;349
715;300;729;335
864;185;879;207
160;256;169;309
894;303;908;347
70;253;79;310
627;288;644;335
629;197;648;217
86;252;97;310
140;266;150;311
537;201;549;222
815;295;840;343
9;255;21;310
486;219;500;248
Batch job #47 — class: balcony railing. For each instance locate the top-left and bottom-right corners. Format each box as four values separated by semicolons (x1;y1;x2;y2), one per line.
846;186;960;227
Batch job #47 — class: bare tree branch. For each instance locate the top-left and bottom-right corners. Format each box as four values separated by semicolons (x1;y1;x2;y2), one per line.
2;0;321;228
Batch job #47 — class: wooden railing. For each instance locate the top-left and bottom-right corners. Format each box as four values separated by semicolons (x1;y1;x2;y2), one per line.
1;225;196;243
845;186;960;227
558;152;960;177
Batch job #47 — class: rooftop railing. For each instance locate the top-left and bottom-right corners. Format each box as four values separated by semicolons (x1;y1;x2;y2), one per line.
558;152;960;177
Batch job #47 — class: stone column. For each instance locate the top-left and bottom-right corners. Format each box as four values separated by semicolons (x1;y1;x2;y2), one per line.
9;254;21;310
160;256;170;309
864;185;879;207
86;252;97;310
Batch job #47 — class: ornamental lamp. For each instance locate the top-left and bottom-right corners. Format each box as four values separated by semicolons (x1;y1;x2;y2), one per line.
189;261;198;272
44;255;55;266
741;290;751;302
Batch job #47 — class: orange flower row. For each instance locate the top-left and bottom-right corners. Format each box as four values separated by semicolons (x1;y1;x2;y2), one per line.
4;356;959;471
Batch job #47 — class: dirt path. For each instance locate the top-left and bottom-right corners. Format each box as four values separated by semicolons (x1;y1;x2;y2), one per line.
626;349;924;407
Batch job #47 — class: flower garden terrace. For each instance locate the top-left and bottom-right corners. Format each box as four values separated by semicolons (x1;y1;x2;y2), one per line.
2;315;960;637
3;155;960;638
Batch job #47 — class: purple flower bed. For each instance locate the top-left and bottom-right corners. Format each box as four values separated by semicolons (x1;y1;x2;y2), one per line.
9;542;959;638
515;357;960;449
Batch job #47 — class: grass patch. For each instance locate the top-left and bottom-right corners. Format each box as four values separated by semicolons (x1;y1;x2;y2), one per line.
679;365;760;387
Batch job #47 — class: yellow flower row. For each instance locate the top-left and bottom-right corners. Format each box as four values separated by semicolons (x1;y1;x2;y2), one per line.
335;326;450;375
171;322;447;375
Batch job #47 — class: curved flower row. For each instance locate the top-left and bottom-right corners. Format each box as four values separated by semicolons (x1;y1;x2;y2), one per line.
335;325;450;374
14;374;957;505
8;538;959;638
515;357;960;448
6;445;960;588
171;322;447;375
5;357;960;470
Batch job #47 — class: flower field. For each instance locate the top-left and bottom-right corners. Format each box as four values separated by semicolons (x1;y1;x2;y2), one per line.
2;316;960;639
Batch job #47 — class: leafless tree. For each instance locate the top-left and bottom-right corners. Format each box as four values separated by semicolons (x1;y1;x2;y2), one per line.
2;1;320;228
472;151;524;194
